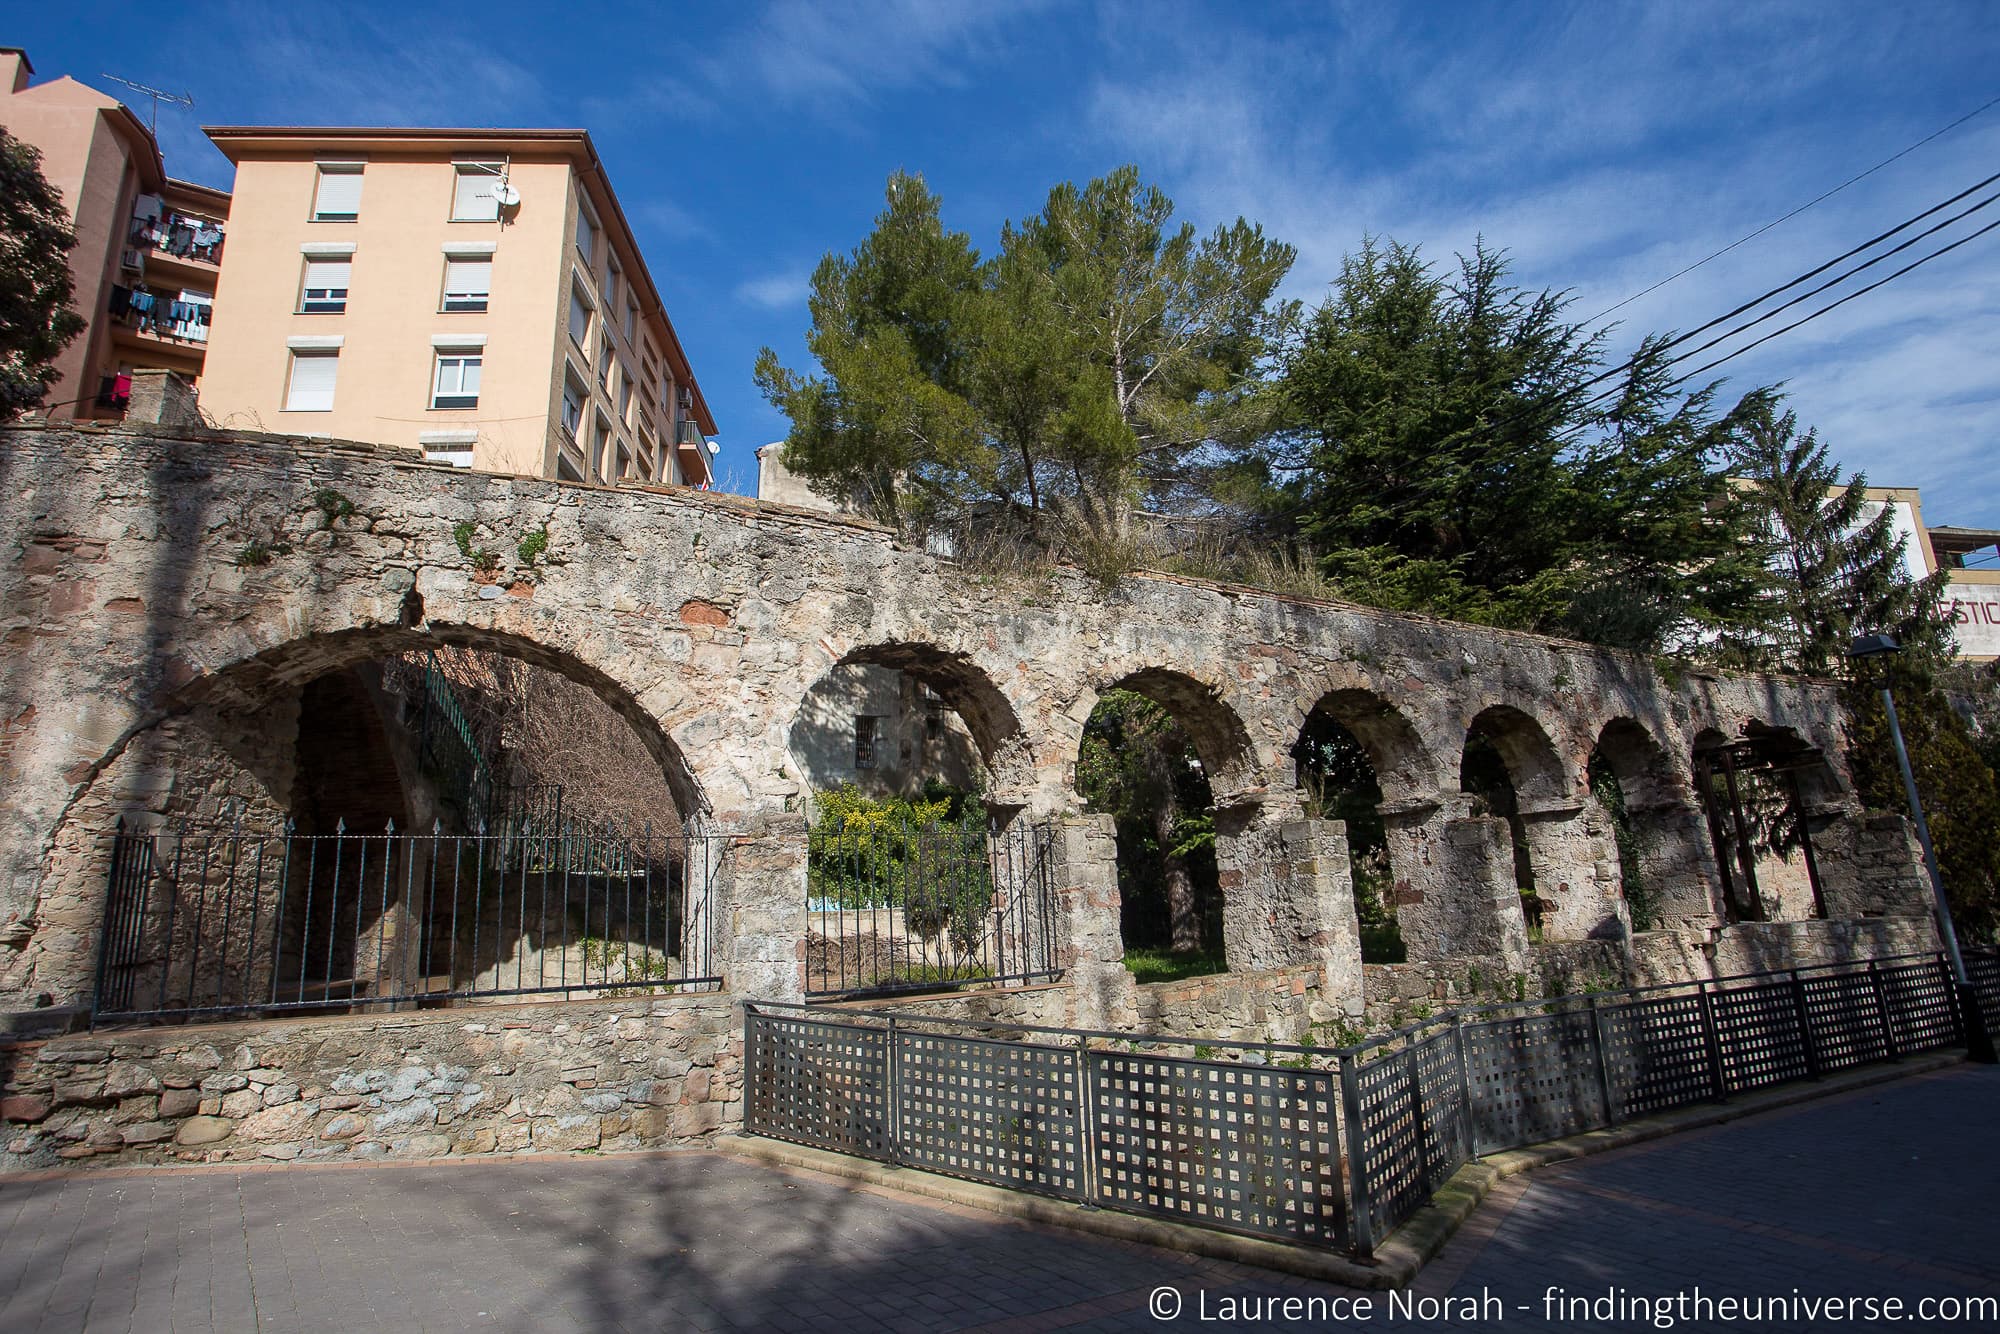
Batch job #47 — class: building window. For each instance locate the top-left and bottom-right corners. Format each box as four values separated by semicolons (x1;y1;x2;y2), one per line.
441;256;491;313
575;207;597;266
560;371;586;437
854;716;880;770
618;375;633;423
593;416;614;480
624;299;637;341
284;350;338;411
568;282;592;347
312;165;363;222
299;259;350;314
605;261;620;313
451;164;503;222
431;352;482;409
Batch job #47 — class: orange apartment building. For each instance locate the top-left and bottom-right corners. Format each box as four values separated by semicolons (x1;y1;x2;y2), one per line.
0;48;227;418
197;126;717;486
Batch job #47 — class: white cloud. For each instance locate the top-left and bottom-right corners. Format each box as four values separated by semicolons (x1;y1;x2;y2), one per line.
736;269;813;310
1073;3;2000;524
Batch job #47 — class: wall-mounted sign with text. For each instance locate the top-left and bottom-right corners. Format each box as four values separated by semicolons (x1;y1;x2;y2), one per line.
1945;580;2000;659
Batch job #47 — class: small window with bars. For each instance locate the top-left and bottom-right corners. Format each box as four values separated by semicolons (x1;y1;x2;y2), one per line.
854;716;880;770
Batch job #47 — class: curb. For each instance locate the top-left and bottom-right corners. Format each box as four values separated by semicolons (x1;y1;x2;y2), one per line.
721;1049;1968;1291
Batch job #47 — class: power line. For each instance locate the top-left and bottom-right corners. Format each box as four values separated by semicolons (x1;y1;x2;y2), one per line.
1663;214;2000;390
1580;93;2000;327
1569;168;2000;402
1642;185;2000;380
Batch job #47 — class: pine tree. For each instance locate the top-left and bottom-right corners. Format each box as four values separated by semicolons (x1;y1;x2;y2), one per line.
1728;398;1950;676
0;129;85;418
755;167;1295;550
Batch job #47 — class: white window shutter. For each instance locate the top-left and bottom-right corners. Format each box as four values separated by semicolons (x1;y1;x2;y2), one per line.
286;353;338;411
453;170;498;221
304;259;351;290
314;170;363;218
444;258;491;296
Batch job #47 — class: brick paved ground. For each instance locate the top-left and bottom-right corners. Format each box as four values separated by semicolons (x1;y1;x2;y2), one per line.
1;1065;1994;1333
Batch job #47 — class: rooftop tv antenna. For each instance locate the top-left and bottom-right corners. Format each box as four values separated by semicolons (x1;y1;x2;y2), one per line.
98;74;195;139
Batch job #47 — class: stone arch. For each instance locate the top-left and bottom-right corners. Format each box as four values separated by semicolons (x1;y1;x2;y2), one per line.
168;621;711;822
1295;687;1436;809
1086;667;1258;803
1589;717;1723;933
1066;666;1248;971
796;640;1032;807
1462;704;1572;811
25;621;720;1012
1692;719;1838;924
1291;687;1435;964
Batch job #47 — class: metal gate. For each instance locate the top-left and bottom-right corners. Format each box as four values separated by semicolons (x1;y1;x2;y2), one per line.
805;817;1062;998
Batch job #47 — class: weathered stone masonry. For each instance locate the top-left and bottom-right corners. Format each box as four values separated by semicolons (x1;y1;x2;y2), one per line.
0;421;1942;1167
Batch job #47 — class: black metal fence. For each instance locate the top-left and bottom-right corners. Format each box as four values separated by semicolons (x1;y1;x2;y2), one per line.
805;817;1062;999
748;950;1995;1258
93;816;724;1026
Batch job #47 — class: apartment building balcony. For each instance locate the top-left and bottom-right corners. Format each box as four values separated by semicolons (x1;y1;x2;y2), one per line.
124;206;225;287
106;285;211;373
675;420;715;486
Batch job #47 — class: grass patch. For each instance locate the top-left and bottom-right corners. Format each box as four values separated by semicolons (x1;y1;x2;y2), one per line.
1123;947;1228;984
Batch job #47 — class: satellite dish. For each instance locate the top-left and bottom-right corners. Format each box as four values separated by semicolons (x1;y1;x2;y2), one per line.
492;181;521;209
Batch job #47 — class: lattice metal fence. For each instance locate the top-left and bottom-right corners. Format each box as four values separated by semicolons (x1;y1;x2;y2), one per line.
1969;949;2000;1032
748;950;1974;1259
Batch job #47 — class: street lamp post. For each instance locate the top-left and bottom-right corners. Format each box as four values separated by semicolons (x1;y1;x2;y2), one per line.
1846;633;1996;1063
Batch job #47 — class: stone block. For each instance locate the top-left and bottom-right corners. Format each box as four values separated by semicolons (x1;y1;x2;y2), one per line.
101;1063;160;1098
319;1115;363;1141
0;1094;50;1124
156;1088;201;1119
530;1115;600;1151
451;1127;498;1155
236;1102;314;1143
219;1090;261;1119
120;1121;173;1145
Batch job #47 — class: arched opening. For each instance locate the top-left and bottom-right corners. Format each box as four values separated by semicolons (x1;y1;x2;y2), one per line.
78;626;718;1022
1588;718;1679;933
792;643;1036;998
1460;707;1558;939
1692;723;1832;923
1077;669;1253;983
1293;689;1430;963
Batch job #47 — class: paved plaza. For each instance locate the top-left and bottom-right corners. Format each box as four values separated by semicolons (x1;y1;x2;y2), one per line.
1;1064;1995;1333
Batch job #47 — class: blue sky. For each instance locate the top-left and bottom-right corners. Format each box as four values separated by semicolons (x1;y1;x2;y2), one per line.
14;2;2000;524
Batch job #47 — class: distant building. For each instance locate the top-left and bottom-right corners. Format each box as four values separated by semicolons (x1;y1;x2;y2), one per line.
0;48;226;419
197;126;717;487
1849;485;2000;661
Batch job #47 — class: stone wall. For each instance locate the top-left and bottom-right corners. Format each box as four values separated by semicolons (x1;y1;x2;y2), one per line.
0;421;1908;1019
0;993;738;1173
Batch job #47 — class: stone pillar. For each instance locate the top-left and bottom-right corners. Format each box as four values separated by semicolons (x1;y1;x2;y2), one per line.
718;812;808;1003
124;369;203;428
1626;800;1729;934
1520;796;1629;942
1212;815;1364;1015
1051;815;1135;1029
1384;793;1529;971
1811;810;1933;920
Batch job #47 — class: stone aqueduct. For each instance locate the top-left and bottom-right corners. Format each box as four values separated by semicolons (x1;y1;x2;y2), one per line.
0;422;1937;1026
